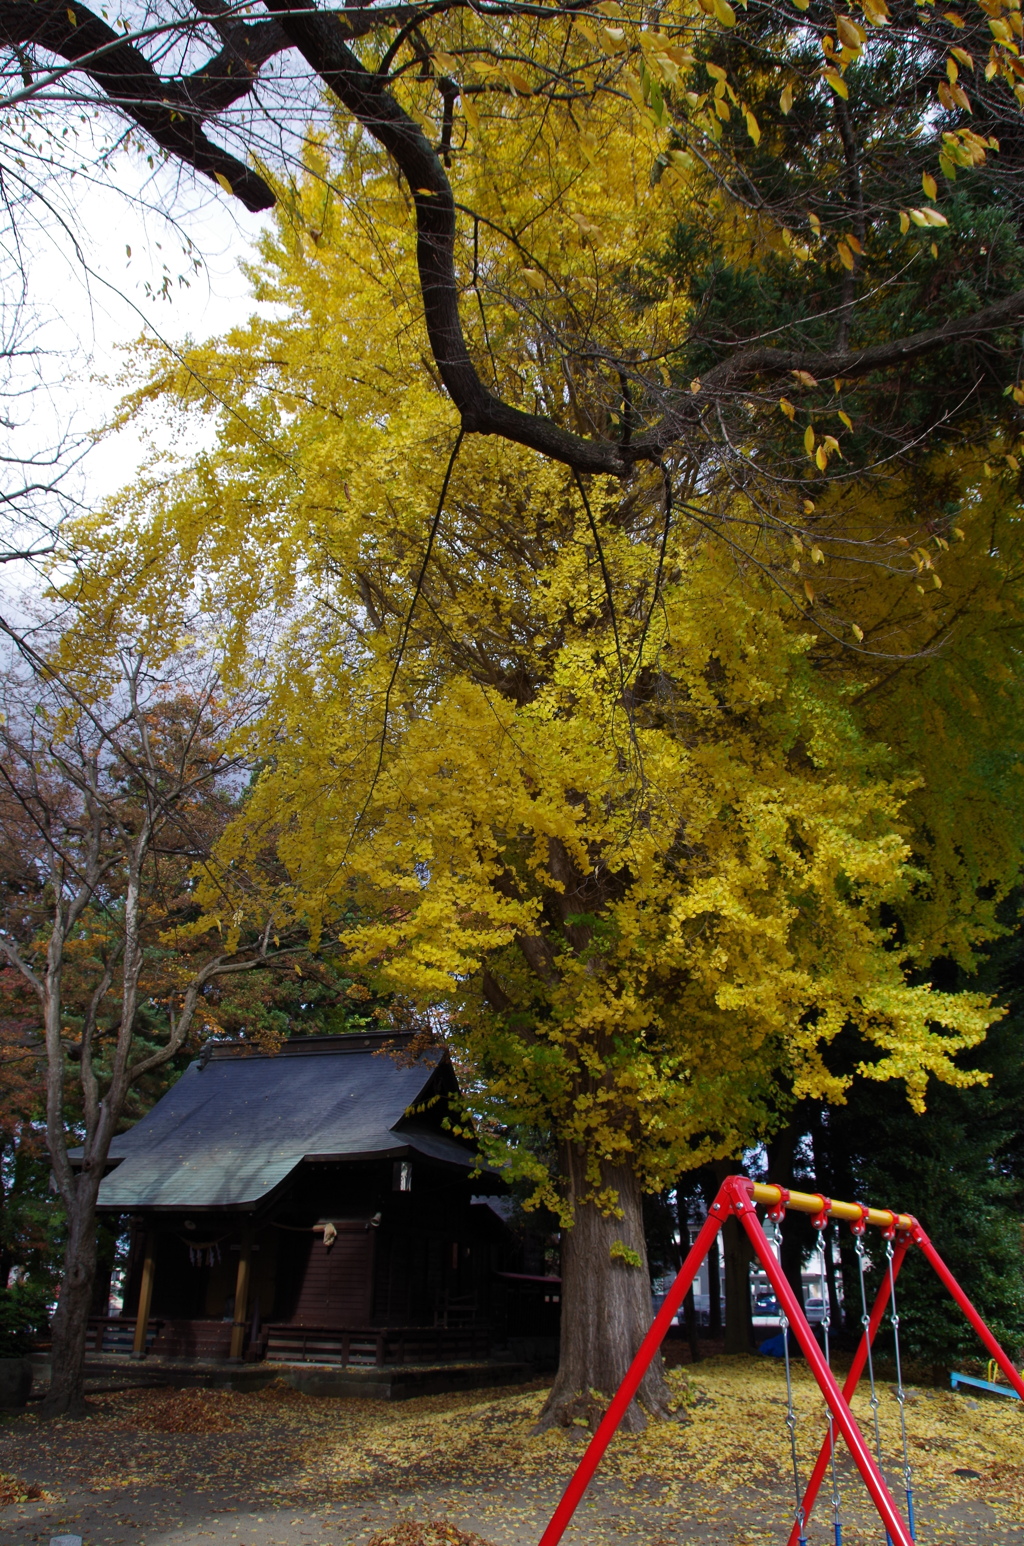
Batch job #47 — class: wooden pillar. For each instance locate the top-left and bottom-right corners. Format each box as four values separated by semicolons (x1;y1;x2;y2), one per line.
131;1232;156;1359
229;1229;253;1362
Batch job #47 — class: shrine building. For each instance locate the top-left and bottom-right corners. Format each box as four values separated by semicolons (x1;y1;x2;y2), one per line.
85;1032;559;1376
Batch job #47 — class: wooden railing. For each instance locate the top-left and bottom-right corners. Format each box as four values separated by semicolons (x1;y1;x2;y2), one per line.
264;1323;491;1367
85;1317;161;1355
86;1316;491;1366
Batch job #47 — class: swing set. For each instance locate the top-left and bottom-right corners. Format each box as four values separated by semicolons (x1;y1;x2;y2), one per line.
538;1174;1024;1546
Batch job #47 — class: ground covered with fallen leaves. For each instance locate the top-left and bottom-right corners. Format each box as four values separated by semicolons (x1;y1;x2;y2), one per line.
2;1357;1023;1546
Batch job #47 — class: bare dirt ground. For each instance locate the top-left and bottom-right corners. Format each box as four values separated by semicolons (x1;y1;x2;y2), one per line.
2;1357;1023;1546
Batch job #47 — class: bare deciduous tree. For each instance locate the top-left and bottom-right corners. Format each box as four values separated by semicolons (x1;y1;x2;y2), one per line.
0;614;298;1416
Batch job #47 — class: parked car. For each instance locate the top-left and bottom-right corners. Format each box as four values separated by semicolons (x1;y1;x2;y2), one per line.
804;1296;826;1325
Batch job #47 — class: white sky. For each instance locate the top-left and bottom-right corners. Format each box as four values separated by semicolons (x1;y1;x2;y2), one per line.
12;148;273;524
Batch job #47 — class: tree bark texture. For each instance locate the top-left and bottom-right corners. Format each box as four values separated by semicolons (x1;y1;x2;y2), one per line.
711;1161;755;1354
721;1215;755;1355
535;1151;671;1432
40;1176;100;1418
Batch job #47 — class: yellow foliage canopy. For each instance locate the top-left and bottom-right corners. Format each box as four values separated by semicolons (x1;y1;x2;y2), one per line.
74;122;1024;1209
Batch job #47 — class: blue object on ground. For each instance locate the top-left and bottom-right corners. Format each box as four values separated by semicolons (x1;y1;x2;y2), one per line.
759;1330;791;1358
950;1370;1021;1400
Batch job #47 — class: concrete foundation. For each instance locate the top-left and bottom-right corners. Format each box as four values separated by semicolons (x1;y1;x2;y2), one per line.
30;1351;538;1402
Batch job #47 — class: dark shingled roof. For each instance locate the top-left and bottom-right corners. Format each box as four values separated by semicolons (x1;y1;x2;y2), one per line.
96;1033;485;1212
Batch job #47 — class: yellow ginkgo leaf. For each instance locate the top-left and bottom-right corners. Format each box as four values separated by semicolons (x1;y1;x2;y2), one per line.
860;0;891;22
823;67;849;98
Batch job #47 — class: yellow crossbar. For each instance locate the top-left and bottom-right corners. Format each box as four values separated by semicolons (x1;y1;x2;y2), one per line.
751;1182;915;1232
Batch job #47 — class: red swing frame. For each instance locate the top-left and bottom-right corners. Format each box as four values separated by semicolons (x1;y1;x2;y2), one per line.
538;1174;1024;1546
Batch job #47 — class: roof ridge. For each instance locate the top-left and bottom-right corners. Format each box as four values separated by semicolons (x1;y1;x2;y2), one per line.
203;1031;419;1062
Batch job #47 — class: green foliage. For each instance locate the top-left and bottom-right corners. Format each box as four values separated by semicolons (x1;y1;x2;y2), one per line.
825;931;1024;1368
0;1284;49;1358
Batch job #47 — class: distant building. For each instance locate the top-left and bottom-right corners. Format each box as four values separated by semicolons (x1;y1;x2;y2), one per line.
84;1032;557;1368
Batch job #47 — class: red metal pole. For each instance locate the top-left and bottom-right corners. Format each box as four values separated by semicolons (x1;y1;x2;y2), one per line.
913;1224;1024;1400
536;1190;728;1546
785;1230;912;1546
732;1184;913;1546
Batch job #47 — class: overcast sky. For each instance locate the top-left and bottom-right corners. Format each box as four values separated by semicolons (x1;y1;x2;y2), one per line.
12;150;274;525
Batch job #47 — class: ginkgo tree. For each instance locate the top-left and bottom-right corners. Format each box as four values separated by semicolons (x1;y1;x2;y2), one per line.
84;111;1024;1424
2;0;1023;502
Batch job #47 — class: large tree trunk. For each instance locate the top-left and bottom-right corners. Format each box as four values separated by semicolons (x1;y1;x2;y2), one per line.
698;1170;723;1337
711;1161;754;1354
535;1150;671;1432
41;1180;99;1418
721;1214;755;1353
767;1115;809;1310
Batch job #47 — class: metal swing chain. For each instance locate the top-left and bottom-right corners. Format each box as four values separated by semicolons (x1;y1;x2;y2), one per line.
817;1224;843;1546
886;1239;916;1541
771;1215;808;1546
855;1226;891;1546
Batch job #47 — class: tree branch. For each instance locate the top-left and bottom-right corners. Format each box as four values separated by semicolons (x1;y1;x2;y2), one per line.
0;0;279;210
687;286;1024;403
7;0;1023;474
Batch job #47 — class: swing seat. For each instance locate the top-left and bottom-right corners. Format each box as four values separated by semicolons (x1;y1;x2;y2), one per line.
950;1370;1022;1401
